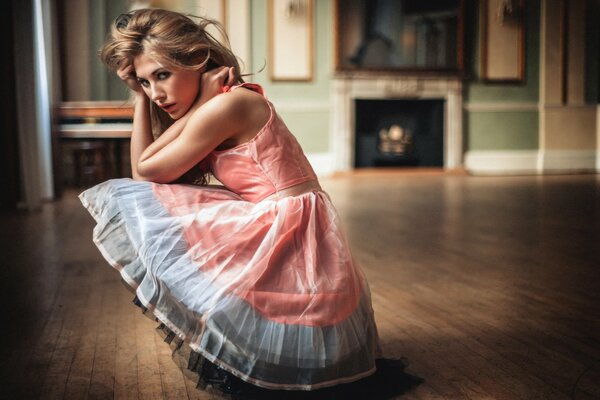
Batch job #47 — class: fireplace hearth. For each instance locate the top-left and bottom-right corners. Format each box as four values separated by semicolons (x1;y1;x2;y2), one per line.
354;99;444;167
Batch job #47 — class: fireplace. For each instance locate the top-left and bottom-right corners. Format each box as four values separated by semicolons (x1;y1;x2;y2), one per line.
354;99;444;167
332;76;463;171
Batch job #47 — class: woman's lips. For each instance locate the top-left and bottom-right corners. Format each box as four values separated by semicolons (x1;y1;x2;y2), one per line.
160;103;176;112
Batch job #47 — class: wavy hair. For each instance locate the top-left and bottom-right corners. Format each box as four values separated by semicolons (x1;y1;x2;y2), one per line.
100;8;244;184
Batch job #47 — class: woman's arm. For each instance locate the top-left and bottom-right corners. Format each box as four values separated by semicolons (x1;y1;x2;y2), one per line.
118;65;235;180
116;64;155;180
132;67;235;169
129;94;154;180
135;91;251;183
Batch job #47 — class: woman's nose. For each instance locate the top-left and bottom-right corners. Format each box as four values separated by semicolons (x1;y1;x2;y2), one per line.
151;85;166;102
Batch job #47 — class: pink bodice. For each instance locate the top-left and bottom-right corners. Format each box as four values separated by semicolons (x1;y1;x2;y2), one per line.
209;84;317;203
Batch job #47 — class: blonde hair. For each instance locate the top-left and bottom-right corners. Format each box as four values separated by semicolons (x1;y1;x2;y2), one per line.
100;8;245;184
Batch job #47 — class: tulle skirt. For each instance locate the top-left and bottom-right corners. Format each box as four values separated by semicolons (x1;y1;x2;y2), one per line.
79;178;380;390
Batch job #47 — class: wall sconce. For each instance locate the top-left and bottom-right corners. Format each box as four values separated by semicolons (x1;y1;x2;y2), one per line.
284;0;305;18
495;0;520;26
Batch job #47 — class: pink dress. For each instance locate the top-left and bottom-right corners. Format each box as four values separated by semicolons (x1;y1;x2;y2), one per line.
79;83;380;390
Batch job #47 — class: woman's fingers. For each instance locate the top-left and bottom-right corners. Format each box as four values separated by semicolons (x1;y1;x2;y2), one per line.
201;67;231;93
205;66;228;81
116;64;143;93
117;64;133;80
205;66;233;83
195;66;236;108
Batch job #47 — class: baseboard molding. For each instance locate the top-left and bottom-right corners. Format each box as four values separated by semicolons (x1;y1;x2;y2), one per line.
465;151;539;174
313;149;599;176
465;150;599;175
540;150;597;172
305;152;335;176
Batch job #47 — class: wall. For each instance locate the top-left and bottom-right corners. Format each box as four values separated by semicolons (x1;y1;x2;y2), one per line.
70;0;333;156
62;0;600;175
61;0;91;100
250;0;599;175
1;0;20;209
464;0;600;174
250;0;332;155
464;0;540;152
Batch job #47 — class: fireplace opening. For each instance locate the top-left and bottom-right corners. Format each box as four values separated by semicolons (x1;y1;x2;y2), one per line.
354;99;444;168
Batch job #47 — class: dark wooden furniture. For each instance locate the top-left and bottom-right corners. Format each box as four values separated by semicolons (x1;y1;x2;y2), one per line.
58;102;133;187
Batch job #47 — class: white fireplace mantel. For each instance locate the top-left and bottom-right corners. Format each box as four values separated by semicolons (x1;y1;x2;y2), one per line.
331;75;464;171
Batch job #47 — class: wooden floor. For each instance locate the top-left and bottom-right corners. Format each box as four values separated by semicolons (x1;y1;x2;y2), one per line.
1;172;599;399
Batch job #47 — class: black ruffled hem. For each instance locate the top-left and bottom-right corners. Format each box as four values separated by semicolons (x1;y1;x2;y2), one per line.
132;294;258;397
132;294;423;399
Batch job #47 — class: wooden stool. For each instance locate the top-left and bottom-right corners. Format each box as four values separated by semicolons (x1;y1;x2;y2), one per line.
72;141;111;187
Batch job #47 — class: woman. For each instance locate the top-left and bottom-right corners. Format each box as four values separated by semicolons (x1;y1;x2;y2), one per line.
81;8;382;395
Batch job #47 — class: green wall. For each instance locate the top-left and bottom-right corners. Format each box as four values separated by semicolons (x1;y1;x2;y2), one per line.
89;0;129;101
464;0;600;152
465;0;540;104
250;0;332;153
464;0;541;152
467;112;539;150
87;0;599;156
87;0;334;153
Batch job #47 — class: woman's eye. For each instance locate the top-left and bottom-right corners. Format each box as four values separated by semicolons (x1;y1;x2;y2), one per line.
157;71;171;80
139;80;150;88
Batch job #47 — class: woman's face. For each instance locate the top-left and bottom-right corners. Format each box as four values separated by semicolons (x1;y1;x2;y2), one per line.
133;52;202;120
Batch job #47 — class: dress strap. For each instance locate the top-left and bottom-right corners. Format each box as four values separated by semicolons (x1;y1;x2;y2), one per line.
222;83;265;97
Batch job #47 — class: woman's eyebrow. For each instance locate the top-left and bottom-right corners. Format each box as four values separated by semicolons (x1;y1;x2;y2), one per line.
136;68;165;80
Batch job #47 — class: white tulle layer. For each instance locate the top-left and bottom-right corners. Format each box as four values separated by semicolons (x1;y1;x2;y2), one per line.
80;178;380;390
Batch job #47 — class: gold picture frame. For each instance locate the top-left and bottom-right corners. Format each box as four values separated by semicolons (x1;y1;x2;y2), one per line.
268;0;314;81
333;0;465;76
480;0;526;83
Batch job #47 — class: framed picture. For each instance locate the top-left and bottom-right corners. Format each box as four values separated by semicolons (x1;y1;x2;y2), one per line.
480;0;526;83
268;0;314;81
334;0;465;75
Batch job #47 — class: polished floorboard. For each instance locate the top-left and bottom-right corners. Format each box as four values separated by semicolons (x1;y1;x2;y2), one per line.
0;172;599;399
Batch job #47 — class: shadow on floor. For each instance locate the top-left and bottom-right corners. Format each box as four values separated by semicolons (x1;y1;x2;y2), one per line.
220;358;423;400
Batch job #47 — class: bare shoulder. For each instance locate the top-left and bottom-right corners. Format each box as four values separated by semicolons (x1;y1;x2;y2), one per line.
184;86;271;149
233;87;271;127
194;85;268;120
227;85;270;117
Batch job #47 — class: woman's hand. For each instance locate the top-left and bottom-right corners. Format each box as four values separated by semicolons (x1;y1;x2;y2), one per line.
117;64;144;95
196;66;236;107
